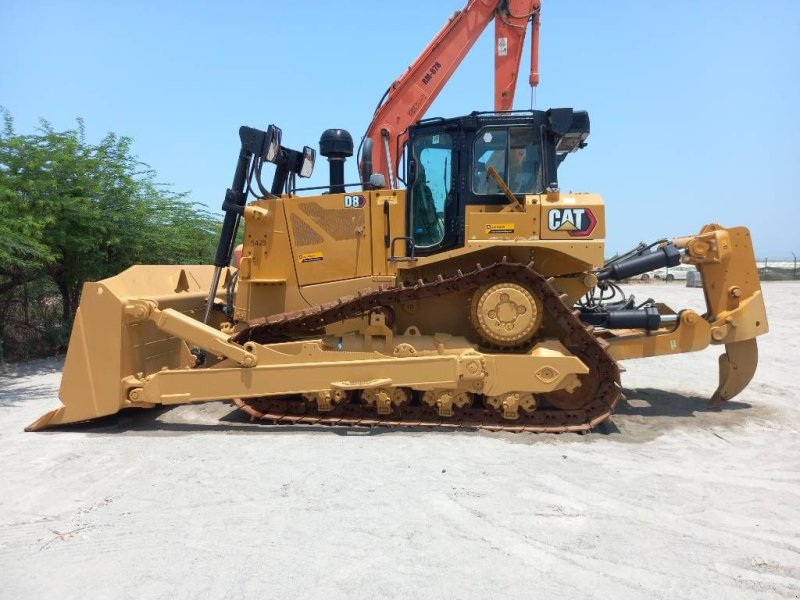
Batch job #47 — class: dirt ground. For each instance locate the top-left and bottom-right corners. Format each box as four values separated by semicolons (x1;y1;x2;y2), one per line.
1;282;798;599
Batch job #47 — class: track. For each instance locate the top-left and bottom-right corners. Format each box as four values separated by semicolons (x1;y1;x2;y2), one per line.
232;261;623;432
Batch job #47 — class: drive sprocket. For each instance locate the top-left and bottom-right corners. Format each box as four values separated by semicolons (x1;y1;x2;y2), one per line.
469;281;543;347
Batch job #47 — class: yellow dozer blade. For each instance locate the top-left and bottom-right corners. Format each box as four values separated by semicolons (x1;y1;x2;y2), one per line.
26;265;225;431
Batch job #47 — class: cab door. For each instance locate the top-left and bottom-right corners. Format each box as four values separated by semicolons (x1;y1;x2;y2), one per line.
407;131;458;256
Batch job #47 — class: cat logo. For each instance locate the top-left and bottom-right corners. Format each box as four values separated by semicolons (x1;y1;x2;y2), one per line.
344;194;366;208
547;208;597;237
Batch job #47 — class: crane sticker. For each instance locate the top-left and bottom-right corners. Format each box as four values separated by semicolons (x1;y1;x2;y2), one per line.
547;208;597;237
343;195;366;208
497;37;508;57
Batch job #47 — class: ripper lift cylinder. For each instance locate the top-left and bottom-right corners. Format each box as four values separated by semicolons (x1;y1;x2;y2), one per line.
580;306;664;330
603;244;682;282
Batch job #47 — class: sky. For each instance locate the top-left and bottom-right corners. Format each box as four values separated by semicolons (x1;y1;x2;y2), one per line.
2;0;799;258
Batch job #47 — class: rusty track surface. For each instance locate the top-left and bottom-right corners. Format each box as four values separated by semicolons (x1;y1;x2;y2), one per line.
232;261;622;432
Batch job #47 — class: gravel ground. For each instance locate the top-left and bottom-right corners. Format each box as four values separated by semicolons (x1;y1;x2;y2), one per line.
1;282;798;599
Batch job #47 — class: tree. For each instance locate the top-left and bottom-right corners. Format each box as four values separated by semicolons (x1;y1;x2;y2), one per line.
0;109;222;359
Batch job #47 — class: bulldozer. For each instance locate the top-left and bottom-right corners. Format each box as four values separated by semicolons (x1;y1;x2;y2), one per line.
27;0;768;433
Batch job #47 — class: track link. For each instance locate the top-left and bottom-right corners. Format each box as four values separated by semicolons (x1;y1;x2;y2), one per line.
232;261;622;433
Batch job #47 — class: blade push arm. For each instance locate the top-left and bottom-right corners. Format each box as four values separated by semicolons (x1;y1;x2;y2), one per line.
362;0;541;188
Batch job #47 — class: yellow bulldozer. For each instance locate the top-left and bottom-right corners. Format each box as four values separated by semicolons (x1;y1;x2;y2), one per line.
27;0;768;433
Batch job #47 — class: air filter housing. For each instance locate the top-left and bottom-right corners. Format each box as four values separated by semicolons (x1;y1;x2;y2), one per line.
319;129;354;194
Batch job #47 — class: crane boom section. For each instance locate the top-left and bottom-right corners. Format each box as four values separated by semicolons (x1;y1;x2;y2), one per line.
363;0;540;187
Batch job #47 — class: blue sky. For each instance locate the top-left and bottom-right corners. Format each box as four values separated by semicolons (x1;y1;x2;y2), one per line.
2;0;799;258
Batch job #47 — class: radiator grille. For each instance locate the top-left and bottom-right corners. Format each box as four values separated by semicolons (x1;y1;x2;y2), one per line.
299;202;365;241
290;213;324;246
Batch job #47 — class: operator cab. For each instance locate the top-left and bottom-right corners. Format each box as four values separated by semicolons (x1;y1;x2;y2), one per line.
405;109;589;256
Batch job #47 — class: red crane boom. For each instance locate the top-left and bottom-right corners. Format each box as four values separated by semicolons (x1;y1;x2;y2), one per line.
361;0;541;188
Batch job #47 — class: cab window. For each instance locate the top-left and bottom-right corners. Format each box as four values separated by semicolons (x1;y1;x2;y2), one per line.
472;126;541;195
472;128;507;195
410;133;452;248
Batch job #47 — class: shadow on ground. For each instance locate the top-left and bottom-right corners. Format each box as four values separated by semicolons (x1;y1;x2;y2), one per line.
28;387;761;441
617;388;751;418
0;357;65;380
32;404;436;437
0;383;64;408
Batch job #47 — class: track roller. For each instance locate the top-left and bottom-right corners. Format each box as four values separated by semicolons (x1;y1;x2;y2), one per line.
361;387;410;415
303;389;348;412
421;389;472;417
484;392;536;420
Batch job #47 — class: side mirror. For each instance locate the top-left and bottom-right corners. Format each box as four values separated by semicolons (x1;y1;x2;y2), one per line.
264;124;282;163
360;138;374;181
299;146;315;178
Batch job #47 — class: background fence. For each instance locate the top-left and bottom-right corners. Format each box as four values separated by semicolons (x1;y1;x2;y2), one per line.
756;257;799;281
